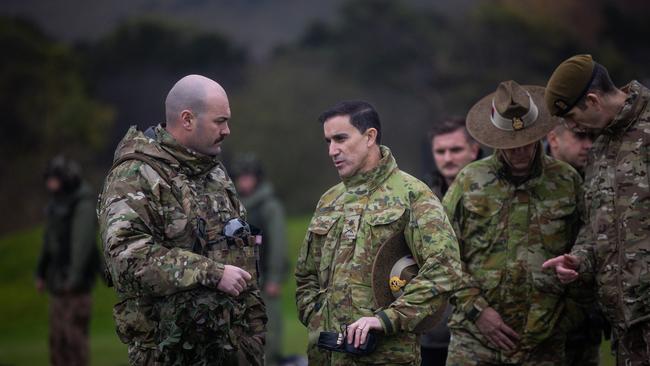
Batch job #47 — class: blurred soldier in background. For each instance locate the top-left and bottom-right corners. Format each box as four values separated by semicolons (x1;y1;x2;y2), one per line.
232;153;288;366
421;117;480;365
547;124;605;366
546;124;594;176
35;155;100;366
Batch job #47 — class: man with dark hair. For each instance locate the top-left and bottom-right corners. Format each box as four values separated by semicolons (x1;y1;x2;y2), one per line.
36;155;100;366
98;75;266;365
296;100;465;365
419;117;480;366
427;117;481;198
543;54;650;364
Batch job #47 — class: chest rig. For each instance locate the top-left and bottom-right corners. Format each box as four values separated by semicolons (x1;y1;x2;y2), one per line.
110;152;260;288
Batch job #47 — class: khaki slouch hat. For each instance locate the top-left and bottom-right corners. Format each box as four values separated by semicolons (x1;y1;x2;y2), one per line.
466;80;556;149
544;54;596;116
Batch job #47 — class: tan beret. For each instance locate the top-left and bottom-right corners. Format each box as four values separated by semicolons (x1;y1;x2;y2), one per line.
544;54;595;116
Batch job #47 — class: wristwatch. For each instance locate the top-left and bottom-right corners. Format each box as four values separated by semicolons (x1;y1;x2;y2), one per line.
466;297;488;321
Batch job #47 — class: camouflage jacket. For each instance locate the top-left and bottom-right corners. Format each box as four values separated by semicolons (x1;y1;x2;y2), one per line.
97;125;265;363
443;151;582;362
295;146;465;365
572;81;650;331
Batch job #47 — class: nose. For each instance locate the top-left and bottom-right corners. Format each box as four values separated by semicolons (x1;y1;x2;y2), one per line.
328;142;339;158
221;122;231;136
443;150;453;161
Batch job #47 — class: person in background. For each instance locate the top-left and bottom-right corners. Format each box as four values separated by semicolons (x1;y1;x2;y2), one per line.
421;117;480;365
233;153;288;366
35;155;100;366
546;123;603;366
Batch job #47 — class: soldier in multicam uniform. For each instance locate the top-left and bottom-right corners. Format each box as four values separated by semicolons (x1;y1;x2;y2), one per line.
295;100;465;365
421;117;481;365
443;81;583;365
98;75;266;365
543;54;650;365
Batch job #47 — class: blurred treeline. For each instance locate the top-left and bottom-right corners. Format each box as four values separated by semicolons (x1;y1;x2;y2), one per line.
2;0;649;234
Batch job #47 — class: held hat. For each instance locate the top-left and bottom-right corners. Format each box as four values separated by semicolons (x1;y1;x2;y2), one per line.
466;80;556;149
371;233;446;332
544;54;596;116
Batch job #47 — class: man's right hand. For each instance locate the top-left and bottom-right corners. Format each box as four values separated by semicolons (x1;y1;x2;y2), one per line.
475;307;520;351
542;254;580;283
217;265;251;296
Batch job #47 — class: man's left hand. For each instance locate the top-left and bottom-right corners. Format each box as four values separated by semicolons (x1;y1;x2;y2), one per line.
264;282;281;298
346;316;382;348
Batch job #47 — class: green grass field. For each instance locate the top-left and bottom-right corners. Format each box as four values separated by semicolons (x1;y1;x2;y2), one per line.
0;216;615;365
0;217;310;365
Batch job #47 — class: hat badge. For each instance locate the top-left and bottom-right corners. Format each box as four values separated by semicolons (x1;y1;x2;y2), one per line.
389;276;407;293
512;117;524;131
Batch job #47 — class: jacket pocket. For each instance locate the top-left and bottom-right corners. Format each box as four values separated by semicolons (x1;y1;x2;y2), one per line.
307;209;342;288
461;194;503;255
536;199;577;255
113;298;157;348
361;206;407;264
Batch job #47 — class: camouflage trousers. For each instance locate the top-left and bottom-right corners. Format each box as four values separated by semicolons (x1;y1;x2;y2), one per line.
446;328;565;365
127;343;265;366
49;293;92;366
614;322;650;366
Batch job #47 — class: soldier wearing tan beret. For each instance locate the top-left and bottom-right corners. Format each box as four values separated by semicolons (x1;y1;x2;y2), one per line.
543;55;650;365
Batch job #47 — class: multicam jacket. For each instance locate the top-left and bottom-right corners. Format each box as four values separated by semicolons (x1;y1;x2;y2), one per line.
97;125;265;365
443;151;582;363
572;81;650;332
295;146;464;365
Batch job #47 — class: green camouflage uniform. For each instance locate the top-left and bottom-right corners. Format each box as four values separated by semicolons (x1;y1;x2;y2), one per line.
295;146;465;365
98;125;266;366
571;81;650;365
443;151;583;365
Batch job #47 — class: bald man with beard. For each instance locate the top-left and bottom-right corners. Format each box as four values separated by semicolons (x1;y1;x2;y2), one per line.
98;75;267;365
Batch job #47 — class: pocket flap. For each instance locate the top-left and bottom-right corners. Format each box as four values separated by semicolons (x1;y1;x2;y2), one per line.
463;194;503;217
308;210;342;235
366;206;407;226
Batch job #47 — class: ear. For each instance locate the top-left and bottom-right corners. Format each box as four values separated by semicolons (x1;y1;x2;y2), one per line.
547;131;558;150
180;110;194;130
365;128;378;146
470;142;480;159
584;93;601;110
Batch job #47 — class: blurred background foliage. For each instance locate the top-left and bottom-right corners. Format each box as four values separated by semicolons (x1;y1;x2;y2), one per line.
1;0;649;231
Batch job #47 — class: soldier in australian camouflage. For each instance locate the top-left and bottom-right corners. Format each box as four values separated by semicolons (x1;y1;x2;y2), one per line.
444;81;583;365
295;101;465;365
544;55;650;365
98;75;266;365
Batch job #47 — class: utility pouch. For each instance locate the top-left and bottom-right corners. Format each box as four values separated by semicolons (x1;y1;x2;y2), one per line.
317;325;377;356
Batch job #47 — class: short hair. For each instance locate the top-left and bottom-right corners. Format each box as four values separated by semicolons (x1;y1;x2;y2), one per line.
428;117;475;145
576;62;616;110
318;100;382;145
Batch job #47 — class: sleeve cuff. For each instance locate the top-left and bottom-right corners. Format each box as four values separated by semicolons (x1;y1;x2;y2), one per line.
200;260;225;289
375;309;397;335
466;296;489;322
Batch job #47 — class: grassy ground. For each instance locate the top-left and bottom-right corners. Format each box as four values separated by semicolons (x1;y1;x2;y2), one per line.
0;217;310;365
0;217;615;365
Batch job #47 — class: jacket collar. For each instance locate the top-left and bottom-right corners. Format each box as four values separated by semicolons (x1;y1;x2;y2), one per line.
341;145;398;195
156;124;220;177
604;81;648;135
